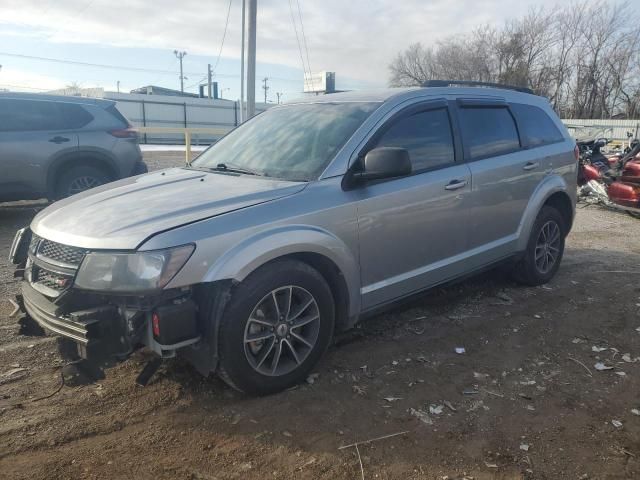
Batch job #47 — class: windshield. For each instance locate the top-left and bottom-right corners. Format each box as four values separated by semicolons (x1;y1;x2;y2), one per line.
191;102;379;181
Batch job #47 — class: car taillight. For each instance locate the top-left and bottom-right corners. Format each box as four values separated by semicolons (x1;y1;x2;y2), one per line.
574;144;580;162
109;127;138;138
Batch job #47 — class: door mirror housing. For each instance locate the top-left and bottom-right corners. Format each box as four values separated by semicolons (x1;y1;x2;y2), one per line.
353;147;412;183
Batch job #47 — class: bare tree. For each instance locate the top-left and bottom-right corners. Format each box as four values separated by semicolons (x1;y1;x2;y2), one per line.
388;0;640;119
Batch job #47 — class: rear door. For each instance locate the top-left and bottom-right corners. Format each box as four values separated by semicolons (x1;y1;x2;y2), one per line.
354;100;473;309
0;99;81;199
454;99;538;264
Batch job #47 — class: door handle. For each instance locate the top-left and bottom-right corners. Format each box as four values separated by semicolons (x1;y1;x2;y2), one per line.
444;179;468;191
49;136;70;144
523;161;539;171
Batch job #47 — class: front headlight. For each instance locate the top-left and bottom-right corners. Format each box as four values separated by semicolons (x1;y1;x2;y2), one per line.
74;244;194;292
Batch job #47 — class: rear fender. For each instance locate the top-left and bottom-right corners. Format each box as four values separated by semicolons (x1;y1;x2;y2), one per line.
202;225;361;317
516;174;573;251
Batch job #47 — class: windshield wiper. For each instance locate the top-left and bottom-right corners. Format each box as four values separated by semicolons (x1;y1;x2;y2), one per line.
214;163;261;176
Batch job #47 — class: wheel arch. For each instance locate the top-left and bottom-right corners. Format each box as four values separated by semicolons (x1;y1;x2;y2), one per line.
46;149;119;198
517;175;575;251
200;225;361;325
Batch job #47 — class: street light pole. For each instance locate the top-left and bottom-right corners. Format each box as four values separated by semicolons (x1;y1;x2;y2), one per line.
246;0;257;117
174;50;187;94
239;0;246;123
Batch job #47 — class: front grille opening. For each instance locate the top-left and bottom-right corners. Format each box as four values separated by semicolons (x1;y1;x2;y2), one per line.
35;269;72;292
32;237;87;267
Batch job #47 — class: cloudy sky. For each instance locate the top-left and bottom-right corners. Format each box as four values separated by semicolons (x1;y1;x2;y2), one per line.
0;0;595;101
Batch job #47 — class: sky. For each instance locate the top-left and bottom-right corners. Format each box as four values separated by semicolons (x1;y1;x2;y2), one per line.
0;0;588;102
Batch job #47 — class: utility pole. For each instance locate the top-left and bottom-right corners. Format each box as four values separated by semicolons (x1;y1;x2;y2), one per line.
239;0;246;123
246;0;257;117
116;80;120;93
276;92;283;104
174;50;187;94
207;63;213;99
262;77;269;103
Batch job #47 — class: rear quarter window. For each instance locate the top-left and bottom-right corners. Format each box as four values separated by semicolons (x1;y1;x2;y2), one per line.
105;104;130;127
511;103;564;148
458;107;520;161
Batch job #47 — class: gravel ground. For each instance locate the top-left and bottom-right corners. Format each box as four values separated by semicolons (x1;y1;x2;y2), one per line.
1;155;640;479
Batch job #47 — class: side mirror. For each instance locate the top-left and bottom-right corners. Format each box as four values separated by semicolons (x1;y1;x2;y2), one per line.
353;147;412;182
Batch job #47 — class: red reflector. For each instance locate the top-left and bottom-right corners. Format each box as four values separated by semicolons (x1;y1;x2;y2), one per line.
574;145;580;162
109;127;138;138
152;312;160;337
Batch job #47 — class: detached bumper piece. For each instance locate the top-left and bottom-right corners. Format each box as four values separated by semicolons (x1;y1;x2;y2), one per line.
21;282;126;361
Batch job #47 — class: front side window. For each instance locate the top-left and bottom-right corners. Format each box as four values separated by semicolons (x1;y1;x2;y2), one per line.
192;102;379;181
458;107;520;160
372;108;455;172
511;103;564;148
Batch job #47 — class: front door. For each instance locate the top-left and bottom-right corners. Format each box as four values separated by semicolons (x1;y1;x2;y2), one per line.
354;102;472;310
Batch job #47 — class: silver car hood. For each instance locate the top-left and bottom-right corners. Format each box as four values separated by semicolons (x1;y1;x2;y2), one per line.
31;168;306;249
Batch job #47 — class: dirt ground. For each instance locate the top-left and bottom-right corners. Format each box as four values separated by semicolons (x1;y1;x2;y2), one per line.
2;153;640;479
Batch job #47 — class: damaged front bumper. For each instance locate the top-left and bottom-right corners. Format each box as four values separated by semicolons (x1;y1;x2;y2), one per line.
12;228;202;368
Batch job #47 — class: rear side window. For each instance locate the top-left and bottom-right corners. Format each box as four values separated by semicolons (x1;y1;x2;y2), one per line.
105;104;130;127
0;99;93;132
511;103;564;147
373;108;455;172
458;107;520;161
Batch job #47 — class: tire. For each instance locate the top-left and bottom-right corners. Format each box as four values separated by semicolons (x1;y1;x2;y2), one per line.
54;165;111;199
512;206;566;286
217;259;335;395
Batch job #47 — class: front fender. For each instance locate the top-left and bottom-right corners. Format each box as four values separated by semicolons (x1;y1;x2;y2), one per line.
516;174;572;251
202;225;361;316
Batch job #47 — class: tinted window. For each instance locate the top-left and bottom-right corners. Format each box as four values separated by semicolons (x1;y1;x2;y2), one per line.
511;103;564;147
105;104;129;127
458;107;520;160
373;108;454;172
0;99;93;132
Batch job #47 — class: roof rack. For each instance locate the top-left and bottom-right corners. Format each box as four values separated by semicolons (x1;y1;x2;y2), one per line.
422;80;534;95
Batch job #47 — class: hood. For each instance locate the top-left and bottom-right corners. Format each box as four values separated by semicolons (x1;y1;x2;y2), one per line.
32;168;306;249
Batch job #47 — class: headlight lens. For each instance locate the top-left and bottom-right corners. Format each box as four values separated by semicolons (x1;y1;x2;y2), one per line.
74;244;194;292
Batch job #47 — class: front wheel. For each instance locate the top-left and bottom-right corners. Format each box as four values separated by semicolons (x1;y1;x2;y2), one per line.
217;259;335;395
512;206;566;286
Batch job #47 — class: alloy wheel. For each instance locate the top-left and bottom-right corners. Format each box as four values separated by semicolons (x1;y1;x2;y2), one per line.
243;285;320;377
67;176;102;196
534;220;561;274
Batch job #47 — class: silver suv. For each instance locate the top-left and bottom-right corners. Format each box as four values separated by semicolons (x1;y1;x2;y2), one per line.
0;93;146;201
11;82;577;395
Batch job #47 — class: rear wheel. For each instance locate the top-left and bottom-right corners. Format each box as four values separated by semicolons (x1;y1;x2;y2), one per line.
55;165;111;199
512;206;565;286
217;259;335;395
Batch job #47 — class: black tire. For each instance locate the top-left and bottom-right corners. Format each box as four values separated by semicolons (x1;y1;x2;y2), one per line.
217;259;335;395
512;206;566;286
54;165;111;199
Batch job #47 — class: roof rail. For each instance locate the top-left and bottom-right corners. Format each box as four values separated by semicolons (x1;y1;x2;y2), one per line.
422;80;534;95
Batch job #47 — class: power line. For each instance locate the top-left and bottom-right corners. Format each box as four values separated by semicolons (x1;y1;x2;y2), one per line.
0;51;303;83
0;51;204;76
287;0;311;90
211;0;234;76
296;0;313;80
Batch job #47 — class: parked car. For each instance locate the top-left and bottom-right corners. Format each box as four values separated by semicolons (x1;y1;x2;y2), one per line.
0;92;146;201
11;81;577;395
